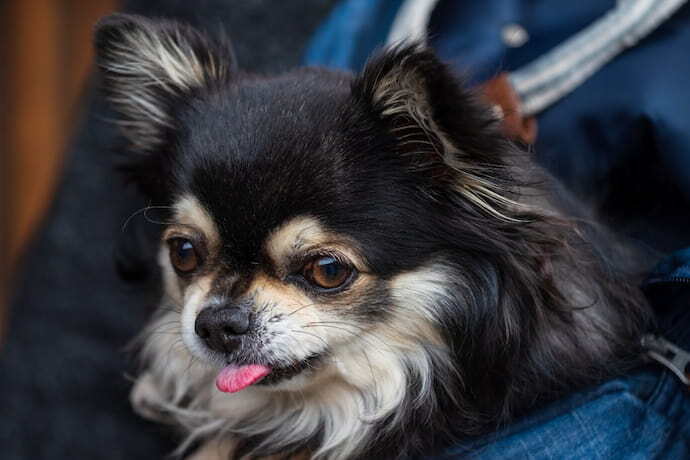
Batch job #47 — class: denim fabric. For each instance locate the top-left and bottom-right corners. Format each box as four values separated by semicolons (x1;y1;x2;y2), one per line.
432;369;690;459
304;0;404;71
647;248;690;284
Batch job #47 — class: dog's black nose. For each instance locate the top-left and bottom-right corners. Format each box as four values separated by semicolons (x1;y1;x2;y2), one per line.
195;306;250;353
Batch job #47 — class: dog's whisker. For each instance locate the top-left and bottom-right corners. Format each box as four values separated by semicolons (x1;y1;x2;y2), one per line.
291;329;329;350
285;303;320;317
304;322;399;356
121;204;175;231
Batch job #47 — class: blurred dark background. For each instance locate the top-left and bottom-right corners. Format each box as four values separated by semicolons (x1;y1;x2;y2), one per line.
1;0;119;341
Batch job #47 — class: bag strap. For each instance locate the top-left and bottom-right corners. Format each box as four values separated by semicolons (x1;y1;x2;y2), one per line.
642;334;690;387
510;0;688;117
388;0;688;142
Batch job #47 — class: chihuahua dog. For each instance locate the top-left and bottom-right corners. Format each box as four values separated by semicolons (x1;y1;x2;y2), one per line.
95;13;651;460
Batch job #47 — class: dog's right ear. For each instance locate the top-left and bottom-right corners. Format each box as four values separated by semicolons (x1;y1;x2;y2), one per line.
94;14;237;152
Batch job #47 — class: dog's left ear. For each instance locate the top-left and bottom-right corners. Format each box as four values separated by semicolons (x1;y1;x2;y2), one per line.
353;45;517;217
94;13;237;152
353;44;500;165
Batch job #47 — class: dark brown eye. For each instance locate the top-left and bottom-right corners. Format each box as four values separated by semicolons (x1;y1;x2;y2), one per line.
302;256;353;290
168;238;201;274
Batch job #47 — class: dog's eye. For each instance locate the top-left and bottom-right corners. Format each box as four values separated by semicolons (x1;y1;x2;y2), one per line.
168;238;201;274
302;256;353;290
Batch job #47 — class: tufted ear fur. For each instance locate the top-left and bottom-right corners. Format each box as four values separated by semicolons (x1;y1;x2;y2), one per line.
352;44;521;220
94;13;237;152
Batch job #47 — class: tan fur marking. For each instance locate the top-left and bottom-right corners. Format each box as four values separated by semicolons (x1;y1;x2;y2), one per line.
172;195;220;250
265;215;367;274
251;273;319;322
265;216;327;265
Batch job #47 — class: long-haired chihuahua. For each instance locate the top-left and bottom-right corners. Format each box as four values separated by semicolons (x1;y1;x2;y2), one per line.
94;13;651;459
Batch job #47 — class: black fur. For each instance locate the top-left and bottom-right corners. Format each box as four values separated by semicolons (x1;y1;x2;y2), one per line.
96;14;652;459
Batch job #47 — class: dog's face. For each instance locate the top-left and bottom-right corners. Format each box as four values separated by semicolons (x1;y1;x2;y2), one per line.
144;67;463;393
95;14;517;398
165;196;417;392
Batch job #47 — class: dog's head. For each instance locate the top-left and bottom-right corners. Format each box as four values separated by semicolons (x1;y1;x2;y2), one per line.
95;14;564;416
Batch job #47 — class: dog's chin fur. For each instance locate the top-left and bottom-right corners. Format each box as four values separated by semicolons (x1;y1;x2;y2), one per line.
135;306;443;459
98;13;653;460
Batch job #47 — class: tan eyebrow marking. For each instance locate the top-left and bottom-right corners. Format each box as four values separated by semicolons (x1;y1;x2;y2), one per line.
265;216;328;263
171;194;220;248
264;215;368;273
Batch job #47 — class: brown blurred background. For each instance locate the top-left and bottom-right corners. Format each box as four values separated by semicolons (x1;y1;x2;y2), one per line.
1;0;119;340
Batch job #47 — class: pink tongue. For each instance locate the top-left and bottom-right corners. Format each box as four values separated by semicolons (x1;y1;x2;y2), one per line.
215;364;272;393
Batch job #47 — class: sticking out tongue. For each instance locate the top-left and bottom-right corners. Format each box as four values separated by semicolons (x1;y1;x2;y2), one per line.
215;364;272;393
